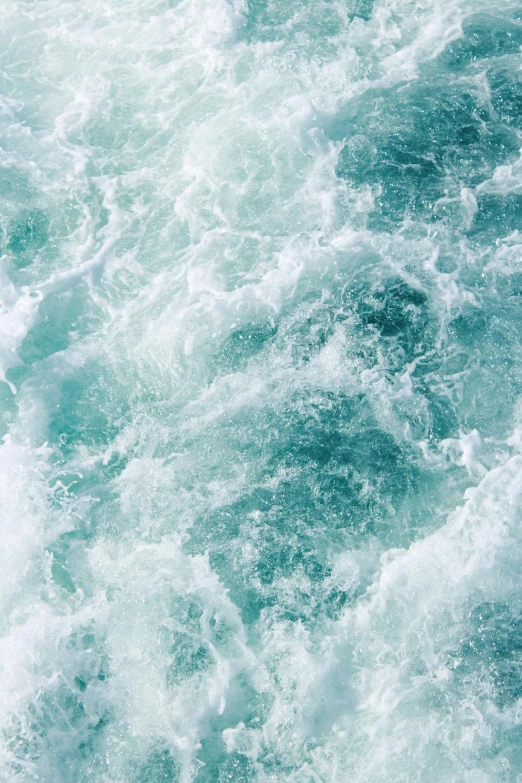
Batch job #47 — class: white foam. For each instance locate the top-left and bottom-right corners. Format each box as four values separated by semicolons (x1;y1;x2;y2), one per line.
0;272;42;393
1;0;520;779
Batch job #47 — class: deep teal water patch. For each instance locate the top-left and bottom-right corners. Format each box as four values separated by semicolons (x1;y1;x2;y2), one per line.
214;322;277;373
135;748;179;783
441;13;522;68
334;10;522;232
336;81;521;229
48;374;122;456
457;603;522;709
7;209;49;267
237;0;348;43
18;286;90;365
185;306;465;627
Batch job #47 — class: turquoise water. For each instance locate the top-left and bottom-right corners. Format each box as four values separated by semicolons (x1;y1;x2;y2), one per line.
2;0;522;780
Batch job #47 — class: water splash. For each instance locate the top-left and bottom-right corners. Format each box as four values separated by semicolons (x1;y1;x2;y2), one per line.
2;0;522;780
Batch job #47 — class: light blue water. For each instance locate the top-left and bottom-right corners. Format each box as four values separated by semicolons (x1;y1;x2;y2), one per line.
2;0;522;781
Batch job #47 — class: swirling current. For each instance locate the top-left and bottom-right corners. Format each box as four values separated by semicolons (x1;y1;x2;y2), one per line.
2;0;522;781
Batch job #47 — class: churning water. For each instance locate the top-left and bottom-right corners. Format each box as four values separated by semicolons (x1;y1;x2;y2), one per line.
2;0;522;780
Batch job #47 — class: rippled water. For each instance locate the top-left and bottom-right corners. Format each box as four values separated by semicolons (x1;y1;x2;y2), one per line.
2;0;522;780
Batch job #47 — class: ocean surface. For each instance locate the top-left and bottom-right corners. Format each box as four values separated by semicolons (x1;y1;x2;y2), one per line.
2;0;522;780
